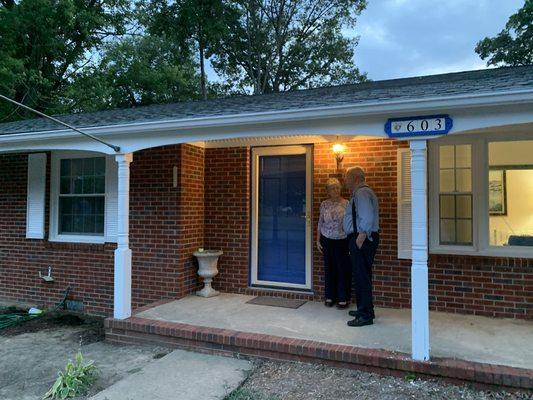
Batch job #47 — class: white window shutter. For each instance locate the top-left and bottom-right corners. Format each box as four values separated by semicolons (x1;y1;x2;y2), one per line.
105;156;118;242
397;148;412;259
26;153;47;239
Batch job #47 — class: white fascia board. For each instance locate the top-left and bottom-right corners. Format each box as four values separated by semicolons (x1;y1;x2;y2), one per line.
1;88;532;149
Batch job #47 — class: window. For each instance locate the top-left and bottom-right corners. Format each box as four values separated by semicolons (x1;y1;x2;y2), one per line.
430;135;533;258
488;140;533;247
50;151;118;244
59;157;106;236
438;144;472;245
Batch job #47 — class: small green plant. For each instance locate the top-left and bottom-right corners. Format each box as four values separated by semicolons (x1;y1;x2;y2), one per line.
43;351;98;399
404;372;417;382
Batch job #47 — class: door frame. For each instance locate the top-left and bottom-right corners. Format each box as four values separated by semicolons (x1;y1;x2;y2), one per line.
250;145;313;290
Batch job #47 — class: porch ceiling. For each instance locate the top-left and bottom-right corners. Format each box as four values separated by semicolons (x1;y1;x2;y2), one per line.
136;293;533;370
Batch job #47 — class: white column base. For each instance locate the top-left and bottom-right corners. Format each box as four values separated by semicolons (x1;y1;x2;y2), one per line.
114;247;132;319
411;261;429;361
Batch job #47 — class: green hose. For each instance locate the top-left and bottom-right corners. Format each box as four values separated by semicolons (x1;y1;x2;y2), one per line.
0;287;71;330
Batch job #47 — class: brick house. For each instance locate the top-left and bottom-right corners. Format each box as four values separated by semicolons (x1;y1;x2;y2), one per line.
0;66;532;363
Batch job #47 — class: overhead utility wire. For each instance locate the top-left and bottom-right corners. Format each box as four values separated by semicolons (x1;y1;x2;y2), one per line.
0;94;121;152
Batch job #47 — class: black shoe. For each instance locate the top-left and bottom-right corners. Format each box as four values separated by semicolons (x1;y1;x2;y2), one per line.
324;300;335;308
347;317;373;327
349;310;375;319
336;302;349;310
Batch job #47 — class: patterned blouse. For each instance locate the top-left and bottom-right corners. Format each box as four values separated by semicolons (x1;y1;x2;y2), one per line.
318;198;349;240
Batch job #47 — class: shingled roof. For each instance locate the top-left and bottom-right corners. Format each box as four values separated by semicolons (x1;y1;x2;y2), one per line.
1;65;532;136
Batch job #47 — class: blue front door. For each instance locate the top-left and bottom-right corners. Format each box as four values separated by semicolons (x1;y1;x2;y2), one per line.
256;152;307;286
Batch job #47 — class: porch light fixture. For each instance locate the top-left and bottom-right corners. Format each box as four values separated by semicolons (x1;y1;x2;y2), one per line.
332;143;346;169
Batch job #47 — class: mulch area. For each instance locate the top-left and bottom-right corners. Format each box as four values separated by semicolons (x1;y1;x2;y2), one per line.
232;360;533;400
0;307;104;344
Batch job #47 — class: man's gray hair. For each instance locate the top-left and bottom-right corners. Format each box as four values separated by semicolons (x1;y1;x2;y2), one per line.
346;166;366;182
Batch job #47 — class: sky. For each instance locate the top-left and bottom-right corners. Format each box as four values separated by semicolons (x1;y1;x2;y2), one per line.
352;0;524;80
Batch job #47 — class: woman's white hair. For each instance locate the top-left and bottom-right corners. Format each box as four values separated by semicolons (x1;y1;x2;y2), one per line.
325;177;342;189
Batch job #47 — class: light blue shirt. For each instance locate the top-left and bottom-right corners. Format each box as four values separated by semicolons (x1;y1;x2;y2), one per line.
343;183;379;239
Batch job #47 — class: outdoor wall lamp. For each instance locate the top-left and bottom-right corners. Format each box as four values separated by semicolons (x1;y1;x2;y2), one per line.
332;143;346;169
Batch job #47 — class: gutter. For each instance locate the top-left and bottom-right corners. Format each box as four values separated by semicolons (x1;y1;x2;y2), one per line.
1;88;533;144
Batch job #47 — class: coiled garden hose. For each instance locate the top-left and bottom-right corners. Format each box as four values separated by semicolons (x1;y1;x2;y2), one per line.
0;286;71;330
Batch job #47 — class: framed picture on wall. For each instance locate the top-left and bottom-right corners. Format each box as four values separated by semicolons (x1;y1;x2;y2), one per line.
489;169;507;215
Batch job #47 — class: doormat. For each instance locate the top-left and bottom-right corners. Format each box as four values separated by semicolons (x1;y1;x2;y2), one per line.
246;296;307;309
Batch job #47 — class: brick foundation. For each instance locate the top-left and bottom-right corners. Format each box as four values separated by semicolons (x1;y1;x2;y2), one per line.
104;313;533;390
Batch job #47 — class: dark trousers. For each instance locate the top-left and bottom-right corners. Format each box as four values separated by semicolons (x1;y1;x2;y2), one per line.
348;232;379;320
320;235;351;303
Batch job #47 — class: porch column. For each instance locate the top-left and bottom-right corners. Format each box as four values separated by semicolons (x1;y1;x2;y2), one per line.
114;153;133;320
409;140;429;361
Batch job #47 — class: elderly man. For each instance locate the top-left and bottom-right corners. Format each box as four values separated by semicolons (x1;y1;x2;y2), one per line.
343;166;380;327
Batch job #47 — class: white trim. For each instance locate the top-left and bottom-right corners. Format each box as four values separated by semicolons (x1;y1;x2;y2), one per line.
1;88;532;145
250;145;313;290
428;132;533;258
49;150;116;244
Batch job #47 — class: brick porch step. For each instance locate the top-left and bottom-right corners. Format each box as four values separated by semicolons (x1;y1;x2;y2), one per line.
104;316;533;390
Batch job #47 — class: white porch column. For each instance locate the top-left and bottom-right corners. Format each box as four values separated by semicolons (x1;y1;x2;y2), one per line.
114;153;133;320
409;140;429;361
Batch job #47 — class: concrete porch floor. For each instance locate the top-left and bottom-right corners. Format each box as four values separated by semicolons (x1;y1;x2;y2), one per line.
136;293;533;370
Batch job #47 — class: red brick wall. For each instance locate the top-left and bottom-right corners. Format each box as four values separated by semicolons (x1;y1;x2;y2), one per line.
204;147;250;293
129;144;204;310
0;144;204;315
0;153;115;315
1;141;531;319
203;140;532;320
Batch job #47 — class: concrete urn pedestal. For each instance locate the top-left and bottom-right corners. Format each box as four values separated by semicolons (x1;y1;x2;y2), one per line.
193;250;223;298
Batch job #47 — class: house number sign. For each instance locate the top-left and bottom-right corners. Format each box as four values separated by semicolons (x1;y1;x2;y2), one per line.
384;114;453;138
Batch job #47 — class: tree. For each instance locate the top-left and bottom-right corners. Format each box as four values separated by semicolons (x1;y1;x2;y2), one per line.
212;0;367;94
142;0;239;100
64;35;202;111
475;0;533;67
0;0;130;121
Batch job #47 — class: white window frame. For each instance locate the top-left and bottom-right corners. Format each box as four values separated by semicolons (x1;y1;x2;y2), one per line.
49;151;116;244
250;145;313;290
429;132;533;258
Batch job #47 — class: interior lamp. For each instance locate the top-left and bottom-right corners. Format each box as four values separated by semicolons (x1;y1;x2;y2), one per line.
332;143;346;169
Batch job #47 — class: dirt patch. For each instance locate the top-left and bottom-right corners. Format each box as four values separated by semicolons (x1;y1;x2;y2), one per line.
0;309;104;344
234;360;532;400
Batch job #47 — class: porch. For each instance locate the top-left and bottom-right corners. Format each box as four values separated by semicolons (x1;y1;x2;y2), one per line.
105;293;533;389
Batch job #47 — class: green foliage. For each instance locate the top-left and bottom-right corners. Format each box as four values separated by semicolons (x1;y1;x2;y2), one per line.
475;0;533;67
43;352;98;400
142;0;240;99
0;0;131;121
211;0;368;94
65;34;202;111
224;388;279;400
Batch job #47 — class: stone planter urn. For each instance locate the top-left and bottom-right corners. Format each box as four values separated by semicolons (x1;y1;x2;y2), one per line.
193;249;223;298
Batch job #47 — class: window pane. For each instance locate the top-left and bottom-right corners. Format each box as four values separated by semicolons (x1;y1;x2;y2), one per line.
440;195;455;218
455;145;471;168
95;157;105;176
456;195;472;218
83;158;95;175
440;219;456;244
439;145;454;169
456;169;472;192
457;219;472;244
440;169;455;192
59;196;104;235
60;159;71;177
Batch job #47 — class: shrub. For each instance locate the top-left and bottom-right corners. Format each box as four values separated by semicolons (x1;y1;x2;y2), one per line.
43;351;98;399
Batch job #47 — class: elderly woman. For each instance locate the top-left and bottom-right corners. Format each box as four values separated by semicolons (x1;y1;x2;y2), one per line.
317;178;351;308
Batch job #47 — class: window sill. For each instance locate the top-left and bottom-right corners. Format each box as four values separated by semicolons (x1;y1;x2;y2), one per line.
48;235;107;245
429;246;533;259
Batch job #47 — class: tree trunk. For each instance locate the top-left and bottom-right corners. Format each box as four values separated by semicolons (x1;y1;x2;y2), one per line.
199;43;207;100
